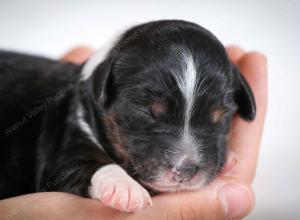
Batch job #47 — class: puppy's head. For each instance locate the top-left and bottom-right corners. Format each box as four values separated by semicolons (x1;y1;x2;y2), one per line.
86;20;256;192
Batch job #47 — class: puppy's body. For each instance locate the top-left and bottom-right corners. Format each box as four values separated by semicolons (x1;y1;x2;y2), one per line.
0;20;255;211
0;52;83;198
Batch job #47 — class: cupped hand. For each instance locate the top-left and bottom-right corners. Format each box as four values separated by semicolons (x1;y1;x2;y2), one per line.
0;46;267;220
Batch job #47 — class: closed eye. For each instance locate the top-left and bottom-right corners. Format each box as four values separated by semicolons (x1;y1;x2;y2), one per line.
150;100;167;119
211;107;226;123
211;104;236;123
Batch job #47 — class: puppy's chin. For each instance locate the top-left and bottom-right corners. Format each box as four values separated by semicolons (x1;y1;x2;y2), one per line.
140;171;209;193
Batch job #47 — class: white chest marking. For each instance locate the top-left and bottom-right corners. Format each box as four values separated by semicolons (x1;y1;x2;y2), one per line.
76;104;104;151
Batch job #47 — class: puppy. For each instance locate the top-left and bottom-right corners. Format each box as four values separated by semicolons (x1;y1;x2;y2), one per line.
0;20;256;212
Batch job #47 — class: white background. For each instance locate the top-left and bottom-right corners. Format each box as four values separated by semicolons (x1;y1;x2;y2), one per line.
0;0;299;219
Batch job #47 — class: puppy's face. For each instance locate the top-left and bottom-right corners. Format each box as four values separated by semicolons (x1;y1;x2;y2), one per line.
92;21;256;192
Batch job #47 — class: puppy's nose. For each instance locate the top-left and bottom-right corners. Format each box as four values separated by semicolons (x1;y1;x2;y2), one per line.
171;162;199;182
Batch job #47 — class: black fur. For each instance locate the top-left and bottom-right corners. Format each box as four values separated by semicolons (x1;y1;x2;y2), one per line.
0;20;255;199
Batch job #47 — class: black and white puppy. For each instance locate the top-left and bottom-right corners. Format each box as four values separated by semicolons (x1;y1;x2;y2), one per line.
0;20;256;212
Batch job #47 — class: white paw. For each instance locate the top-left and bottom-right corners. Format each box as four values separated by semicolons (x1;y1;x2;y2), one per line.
89;164;152;212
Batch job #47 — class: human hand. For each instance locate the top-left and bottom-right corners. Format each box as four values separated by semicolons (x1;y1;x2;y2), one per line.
0;46;267;220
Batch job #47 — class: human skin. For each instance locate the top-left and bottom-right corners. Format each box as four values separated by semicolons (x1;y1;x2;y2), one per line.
0;46;267;220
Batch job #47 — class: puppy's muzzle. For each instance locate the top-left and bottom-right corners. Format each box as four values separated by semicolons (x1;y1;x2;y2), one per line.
171;157;199;182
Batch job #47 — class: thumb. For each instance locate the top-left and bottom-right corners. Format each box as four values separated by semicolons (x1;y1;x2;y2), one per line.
125;178;254;220
217;179;255;220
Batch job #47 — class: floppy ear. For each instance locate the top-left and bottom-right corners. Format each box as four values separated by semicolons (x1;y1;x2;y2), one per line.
232;64;256;121
88;57;114;105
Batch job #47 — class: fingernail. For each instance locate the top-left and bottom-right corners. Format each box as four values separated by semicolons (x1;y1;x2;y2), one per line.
219;184;254;219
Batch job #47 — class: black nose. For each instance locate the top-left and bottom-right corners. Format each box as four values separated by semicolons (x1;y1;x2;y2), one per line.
172;163;199;182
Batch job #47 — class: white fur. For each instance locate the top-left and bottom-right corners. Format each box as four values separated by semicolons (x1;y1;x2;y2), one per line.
174;154;188;168
76;104;104;151
174;53;197;122
173;52;198;153
89;164;151;212
79;24;137;82
80;44;112;81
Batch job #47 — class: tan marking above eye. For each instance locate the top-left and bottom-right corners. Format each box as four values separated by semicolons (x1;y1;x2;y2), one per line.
150;100;167;118
211;107;226;123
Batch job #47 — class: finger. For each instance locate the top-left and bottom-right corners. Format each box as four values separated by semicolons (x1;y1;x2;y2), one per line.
61;46;94;64
124;177;254;220
227;52;268;183
226;45;245;64
0;184;253;220
28;193;125;220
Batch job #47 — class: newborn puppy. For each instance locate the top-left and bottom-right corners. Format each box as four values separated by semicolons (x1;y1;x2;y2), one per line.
0;20;256;212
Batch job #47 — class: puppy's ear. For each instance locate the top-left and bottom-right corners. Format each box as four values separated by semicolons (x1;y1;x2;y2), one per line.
232;64;256;121
89;57;114;105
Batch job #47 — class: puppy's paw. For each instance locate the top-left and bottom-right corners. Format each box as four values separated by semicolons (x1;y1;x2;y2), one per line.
89;164;152;212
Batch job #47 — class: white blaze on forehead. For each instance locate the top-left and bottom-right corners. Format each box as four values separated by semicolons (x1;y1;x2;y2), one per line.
174;52;197;124
173;51;199;153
